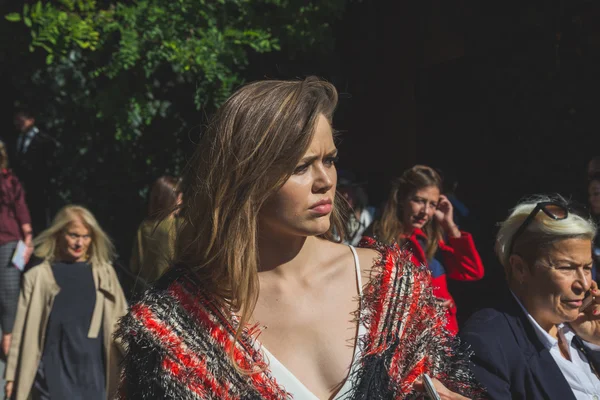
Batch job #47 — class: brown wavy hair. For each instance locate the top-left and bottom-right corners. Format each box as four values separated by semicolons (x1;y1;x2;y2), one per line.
175;76;344;367
147;175;180;220
373;165;443;260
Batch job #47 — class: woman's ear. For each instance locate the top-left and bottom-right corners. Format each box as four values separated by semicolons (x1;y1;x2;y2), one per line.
509;254;529;285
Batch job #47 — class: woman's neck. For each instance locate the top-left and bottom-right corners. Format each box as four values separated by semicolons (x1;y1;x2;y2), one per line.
400;226;415;239
257;233;320;279
512;288;557;336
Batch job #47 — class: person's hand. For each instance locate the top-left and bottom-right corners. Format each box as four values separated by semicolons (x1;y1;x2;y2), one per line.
434;195;460;238
23;244;33;265
570;281;600;345
413;376;471;400
5;381;13;399
1;333;11;357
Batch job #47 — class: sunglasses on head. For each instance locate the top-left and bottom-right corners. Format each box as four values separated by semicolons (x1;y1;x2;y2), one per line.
508;201;569;255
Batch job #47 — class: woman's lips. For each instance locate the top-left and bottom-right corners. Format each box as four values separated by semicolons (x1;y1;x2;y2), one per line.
309;199;333;215
310;203;333;214
563;299;583;308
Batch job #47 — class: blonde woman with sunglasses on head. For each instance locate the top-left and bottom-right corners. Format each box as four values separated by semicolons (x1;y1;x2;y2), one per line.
461;195;600;400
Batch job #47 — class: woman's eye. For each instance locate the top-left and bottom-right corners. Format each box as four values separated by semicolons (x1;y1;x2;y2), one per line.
293;164;309;174
324;156;339;166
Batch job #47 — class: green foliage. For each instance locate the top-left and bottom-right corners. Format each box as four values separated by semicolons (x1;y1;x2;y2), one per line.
2;0;347;261
10;0;346;111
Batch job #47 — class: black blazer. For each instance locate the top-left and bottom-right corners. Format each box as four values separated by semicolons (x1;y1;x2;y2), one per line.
460;288;600;400
12;129;56;187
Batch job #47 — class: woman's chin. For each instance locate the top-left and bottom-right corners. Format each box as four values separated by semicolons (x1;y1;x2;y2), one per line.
410;222;425;230
304;222;331;237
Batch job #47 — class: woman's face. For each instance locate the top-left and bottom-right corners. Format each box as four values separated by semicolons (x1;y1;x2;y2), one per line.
589;180;600;215
57;217;92;263
259;114;337;238
519;238;593;328
401;186;440;233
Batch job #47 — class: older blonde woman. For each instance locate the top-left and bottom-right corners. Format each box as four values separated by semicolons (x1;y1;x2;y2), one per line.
4;205;127;400
461;195;600;400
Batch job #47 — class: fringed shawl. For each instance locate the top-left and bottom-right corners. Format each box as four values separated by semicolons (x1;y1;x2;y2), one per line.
116;239;484;399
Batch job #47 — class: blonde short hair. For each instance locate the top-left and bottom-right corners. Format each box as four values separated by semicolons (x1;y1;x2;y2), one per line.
34;205;115;266
495;194;596;281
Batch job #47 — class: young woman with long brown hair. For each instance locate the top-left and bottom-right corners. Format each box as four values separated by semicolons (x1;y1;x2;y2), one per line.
370;165;484;334
117;78;483;399
129;175;181;291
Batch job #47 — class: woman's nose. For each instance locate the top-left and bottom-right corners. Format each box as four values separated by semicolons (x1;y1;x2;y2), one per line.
314;166;334;193
574;269;591;292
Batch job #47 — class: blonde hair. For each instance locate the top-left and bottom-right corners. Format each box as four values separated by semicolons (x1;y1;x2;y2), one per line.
373;165;443;260
495;194;596;281
176;76;343;368
34;205;116;266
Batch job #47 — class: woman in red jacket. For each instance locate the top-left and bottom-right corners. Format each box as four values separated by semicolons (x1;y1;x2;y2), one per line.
0;140;32;355
369;165;484;334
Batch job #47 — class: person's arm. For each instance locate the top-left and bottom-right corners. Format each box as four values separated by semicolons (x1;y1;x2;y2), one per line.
442;231;485;281
4;273;34;397
434;195;484;281
21;223;33;264
12;177;31;225
109;265;129;355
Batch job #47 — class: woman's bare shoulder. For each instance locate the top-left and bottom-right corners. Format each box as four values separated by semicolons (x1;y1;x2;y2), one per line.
354;247;379;284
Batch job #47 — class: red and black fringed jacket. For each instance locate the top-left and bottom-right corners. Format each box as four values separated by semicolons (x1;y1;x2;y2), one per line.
116;239;485;399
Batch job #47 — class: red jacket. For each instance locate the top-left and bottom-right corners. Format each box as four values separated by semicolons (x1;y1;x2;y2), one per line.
0;169;31;246
405;229;484;334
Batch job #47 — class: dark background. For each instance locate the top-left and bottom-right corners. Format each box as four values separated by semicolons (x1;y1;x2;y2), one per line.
2;0;600;315
264;0;600;316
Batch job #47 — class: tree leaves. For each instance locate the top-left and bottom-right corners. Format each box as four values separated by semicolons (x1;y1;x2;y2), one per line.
5;13;20;22
2;0;347;260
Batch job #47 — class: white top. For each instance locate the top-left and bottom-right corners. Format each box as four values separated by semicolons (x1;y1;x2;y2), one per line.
261;245;367;400
512;292;600;400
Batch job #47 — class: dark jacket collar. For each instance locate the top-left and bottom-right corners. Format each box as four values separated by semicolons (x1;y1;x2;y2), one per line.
499;288;577;400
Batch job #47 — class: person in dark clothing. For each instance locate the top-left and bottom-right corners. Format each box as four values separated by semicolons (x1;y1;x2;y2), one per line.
0;140;33;356
12;110;57;234
4;205;127;400
461;195;600;400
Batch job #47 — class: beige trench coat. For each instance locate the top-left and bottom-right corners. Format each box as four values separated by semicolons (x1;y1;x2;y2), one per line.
4;260;128;400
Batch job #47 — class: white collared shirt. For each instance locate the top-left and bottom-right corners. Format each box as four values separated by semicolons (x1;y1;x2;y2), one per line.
16;126;38;154
512;292;600;400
